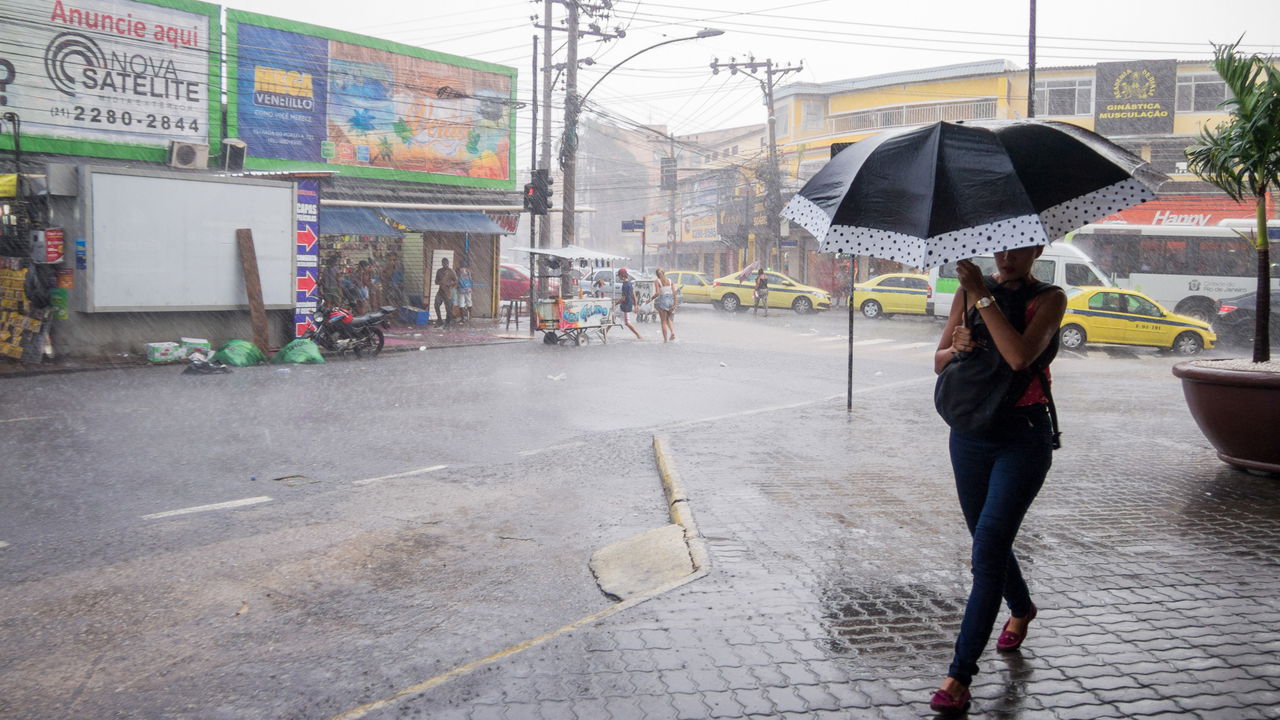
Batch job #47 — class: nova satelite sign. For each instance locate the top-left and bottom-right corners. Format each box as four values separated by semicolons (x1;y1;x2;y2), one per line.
0;0;220;161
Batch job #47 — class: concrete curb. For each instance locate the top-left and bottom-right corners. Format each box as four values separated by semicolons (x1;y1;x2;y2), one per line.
0;335;531;380
323;436;711;720
653;434;711;573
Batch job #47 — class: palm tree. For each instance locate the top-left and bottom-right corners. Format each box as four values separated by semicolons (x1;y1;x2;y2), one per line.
1186;40;1280;363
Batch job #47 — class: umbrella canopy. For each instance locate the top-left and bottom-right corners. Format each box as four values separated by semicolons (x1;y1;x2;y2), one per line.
782;120;1168;268
734;260;761;281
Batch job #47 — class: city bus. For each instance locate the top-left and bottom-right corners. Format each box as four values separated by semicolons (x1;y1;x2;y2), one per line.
1064;222;1280;323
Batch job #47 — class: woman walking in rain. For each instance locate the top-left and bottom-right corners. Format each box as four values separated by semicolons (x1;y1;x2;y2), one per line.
614;268;643;340
929;245;1067;715
752;268;769;316
650;268;678;342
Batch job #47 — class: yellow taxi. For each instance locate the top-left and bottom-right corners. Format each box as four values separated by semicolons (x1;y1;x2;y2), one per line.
710;269;832;314
1060;287;1216;355
852;273;932;319
666;270;714;304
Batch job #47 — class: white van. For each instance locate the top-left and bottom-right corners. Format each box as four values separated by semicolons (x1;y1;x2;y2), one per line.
926;244;1111;318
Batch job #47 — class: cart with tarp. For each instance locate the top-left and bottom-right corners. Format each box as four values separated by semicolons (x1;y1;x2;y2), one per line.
509;245;629;346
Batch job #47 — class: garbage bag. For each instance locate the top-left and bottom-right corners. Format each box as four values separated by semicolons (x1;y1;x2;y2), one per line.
183;355;231;375
271;338;325;364
211;339;267;367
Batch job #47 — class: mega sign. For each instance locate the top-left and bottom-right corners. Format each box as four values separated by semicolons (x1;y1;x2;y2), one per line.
0;0;220;160
227;11;517;188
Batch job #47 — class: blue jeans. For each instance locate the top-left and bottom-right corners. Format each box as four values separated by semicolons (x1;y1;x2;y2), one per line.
947;406;1054;686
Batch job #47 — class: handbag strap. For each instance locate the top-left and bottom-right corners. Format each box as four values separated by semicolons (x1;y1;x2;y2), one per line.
1039;368;1062;450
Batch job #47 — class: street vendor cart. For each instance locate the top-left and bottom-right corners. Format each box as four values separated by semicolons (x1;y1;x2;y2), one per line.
534;296;616;345
509;244;630;346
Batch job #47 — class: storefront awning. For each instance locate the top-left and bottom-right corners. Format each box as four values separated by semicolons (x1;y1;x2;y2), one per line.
319;206;403;237
381;209;512;235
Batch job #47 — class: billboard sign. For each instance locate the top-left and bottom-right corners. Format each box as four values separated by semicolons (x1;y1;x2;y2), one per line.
227;11;517;188
1094;60;1176;136
0;0;221;161
1097;193;1273;226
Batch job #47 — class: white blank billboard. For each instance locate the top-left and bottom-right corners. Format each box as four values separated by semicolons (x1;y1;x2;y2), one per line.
86;171;294;311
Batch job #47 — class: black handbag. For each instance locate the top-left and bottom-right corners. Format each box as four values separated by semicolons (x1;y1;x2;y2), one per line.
934;280;1061;441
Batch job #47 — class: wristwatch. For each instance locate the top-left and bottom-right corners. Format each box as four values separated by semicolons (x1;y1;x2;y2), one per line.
975;295;997;310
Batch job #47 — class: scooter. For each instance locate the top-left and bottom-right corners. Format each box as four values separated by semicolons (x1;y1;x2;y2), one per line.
305;298;393;356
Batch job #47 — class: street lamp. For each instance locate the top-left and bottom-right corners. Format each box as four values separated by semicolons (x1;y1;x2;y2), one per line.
579;28;724;108
560;28;723;250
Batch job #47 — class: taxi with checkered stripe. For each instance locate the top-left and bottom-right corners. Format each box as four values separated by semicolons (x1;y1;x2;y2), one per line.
1060;287;1215;355
852;273;932;319
710;270;832;314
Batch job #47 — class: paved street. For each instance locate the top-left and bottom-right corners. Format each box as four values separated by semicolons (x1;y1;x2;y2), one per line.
2;307;1278;719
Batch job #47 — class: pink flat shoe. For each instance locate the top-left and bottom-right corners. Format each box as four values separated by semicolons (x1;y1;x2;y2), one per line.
929;687;971;715
996;603;1038;652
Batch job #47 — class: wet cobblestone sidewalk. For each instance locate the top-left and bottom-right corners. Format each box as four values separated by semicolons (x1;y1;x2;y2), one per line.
377;363;1280;719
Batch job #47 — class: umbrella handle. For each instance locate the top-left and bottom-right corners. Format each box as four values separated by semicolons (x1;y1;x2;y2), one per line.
959;289;967;329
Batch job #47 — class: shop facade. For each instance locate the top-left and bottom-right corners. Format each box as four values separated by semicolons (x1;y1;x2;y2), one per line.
0;0;521;362
316;203;513;322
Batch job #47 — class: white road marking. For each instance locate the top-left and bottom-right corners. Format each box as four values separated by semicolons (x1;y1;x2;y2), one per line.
0;541;9;549
141;496;273;520
354;465;448;486
850;338;894;346
667;375;935;431
0;415;54;424
518;441;586;457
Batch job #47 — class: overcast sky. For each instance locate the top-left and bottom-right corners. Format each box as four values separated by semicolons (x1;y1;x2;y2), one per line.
231;0;1280;163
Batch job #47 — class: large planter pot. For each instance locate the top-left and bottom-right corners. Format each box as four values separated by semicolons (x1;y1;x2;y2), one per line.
1173;360;1280;474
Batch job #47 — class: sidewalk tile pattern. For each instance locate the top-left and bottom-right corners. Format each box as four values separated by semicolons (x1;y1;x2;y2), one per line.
381;368;1280;719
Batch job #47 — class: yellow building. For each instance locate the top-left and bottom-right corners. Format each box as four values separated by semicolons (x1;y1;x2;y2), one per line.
776;57;1245;189
770;57;1274;286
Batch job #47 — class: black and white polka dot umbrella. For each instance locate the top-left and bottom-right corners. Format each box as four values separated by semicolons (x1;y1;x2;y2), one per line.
782;120;1168;268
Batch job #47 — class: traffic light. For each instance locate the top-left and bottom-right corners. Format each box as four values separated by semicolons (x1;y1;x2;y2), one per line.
523;183;537;213
530;169;553;215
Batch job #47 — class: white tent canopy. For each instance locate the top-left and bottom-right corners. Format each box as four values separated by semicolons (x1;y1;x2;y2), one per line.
509;245;628;261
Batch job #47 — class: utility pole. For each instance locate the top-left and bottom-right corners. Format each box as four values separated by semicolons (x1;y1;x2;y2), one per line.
554;2;625;250
711;56;802;271
668;136;677;268
529;34;539;331
561;0;579;249
539;0;553;251
1027;0;1038;118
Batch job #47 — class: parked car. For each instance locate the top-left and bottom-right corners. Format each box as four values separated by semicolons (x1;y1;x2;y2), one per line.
710;270;832;314
852;273;932;319
1215;290;1280;347
582;267;652;300
500;263;557;300
1059;287;1215;355
666;270;713;304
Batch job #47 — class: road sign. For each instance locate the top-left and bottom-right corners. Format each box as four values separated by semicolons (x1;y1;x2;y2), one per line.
621;219;645;232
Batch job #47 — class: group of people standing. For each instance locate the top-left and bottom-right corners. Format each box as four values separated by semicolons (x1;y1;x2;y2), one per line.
322;251;404;315
432;257;473;328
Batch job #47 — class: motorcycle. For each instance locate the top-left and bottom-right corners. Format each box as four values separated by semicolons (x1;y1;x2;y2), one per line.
304;298;393;357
